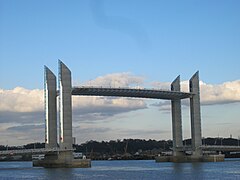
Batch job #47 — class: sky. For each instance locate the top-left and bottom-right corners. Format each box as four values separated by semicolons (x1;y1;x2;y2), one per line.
0;0;240;145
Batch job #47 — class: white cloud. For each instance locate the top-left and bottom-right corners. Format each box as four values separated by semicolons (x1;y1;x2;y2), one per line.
0;73;239;144
1;76;240;114
80;72;144;88
72;96;146;111
151;81;171;91
0;73;147;117
178;80;240;105
152;80;240;111
0;87;44;112
199;80;240;105
0;73;147;144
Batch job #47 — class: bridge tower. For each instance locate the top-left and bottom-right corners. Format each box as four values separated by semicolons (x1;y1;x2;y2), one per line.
44;66;57;149
171;76;184;158
59;60;73;150
189;71;202;157
34;61;91;168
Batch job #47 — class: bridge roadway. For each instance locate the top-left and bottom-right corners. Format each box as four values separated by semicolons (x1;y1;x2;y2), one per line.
1;146;240;156
176;145;240;152
0;148;75;156
201;145;240;152
0;145;240;156
71;86;193;100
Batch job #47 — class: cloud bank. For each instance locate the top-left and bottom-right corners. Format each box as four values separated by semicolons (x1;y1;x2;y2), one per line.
0;72;239;144
1;74;239;115
0;73;147;124
199;80;240;105
152;80;240;111
82;72;144;87
0;87;44;113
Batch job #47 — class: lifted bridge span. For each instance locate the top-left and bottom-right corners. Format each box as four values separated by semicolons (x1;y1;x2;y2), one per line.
71;86;193;100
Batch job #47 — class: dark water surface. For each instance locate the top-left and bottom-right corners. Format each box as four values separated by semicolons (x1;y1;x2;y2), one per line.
0;159;239;179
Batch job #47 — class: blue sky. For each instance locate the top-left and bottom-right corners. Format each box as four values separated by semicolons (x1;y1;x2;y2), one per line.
0;0;240;145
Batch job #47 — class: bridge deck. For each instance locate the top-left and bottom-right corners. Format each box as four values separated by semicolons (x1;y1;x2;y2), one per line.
72;87;193;100
201;145;240;152
2;146;240;156
0;148;75;156
177;145;240;152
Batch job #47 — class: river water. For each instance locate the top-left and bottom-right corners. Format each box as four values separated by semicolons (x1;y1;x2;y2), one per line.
0;159;239;179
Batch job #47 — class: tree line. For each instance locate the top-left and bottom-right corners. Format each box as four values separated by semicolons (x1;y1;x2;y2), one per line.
1;137;239;153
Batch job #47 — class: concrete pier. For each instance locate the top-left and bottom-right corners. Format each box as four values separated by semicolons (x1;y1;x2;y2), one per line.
155;154;225;163
44;67;58;149
189;71;202;157
156;71;216;163
33;151;91;168
59;60;73;150
171;76;184;157
34;62;91;168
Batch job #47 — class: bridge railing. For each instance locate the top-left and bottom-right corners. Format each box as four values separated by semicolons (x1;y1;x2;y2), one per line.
72;85;171;92
201;145;240;151
0;148;76;156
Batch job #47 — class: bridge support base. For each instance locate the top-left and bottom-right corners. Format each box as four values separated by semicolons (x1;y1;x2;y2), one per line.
155;154;225;163
33;151;91;168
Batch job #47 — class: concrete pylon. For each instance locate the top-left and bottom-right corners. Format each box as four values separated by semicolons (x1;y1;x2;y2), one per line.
171;76;183;156
34;62;91;168
59;60;73;150
44;66;57;149
189;71;202;157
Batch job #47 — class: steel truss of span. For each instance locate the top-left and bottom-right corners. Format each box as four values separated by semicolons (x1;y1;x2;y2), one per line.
71;87;193;100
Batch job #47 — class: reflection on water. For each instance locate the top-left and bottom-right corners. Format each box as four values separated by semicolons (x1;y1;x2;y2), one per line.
167;162;204;179
0;159;239;180
44;168;75;180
